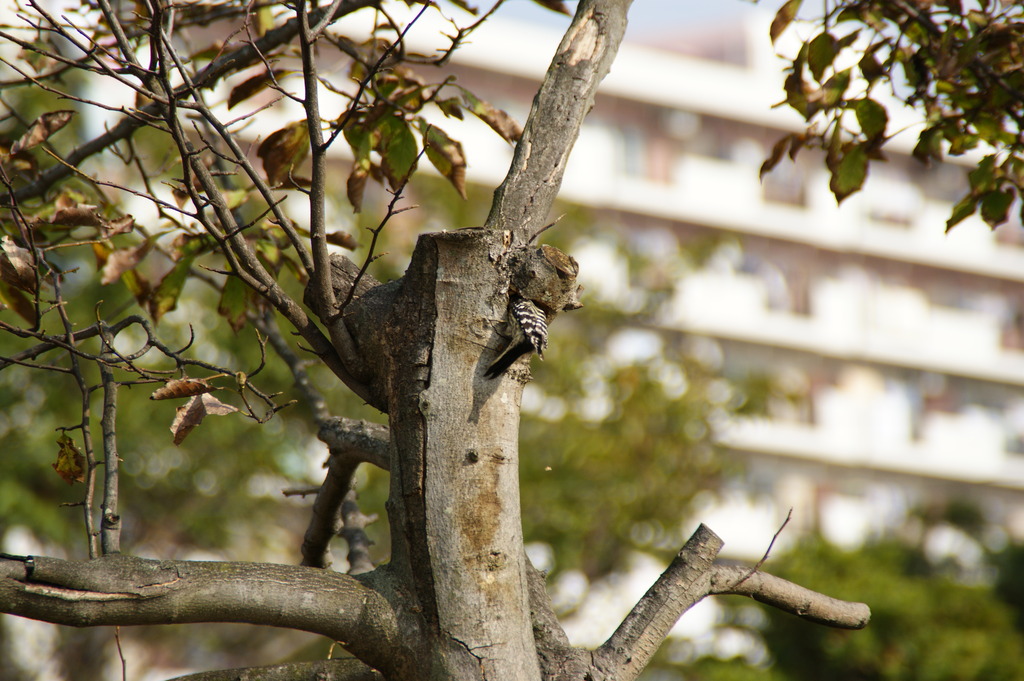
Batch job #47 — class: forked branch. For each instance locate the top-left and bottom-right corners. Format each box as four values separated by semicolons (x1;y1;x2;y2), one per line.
527;524;870;681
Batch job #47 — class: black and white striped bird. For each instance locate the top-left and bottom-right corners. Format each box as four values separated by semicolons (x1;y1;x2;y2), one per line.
484;296;548;378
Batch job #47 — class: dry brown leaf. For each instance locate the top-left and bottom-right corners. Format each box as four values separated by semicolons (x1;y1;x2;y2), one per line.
100;242;150;285
52;433;85;485
0;282;37;325
258;121;310;186
228;68;285;109
422;124;467;199
463;93;522;143
55;192;77;212
12;110;75;153
150;377;215;401
531;0;570;14
102;215;136;238
50;205;104;227
0;235;36;293
347;165;369;213
326;231;359;250
170;393;239;445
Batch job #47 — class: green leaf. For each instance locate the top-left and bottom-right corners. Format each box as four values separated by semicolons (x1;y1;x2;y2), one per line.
217;274;249;333
783;70;811;119
150;255;194;324
254;238;282;273
376;115;418;188
980;187;1015;226
913;126;943;164
771;0;803;44
974;115;1007;145
859;45;886;84
808;32;836;82
829;143;868;203
421;123;467;199
946;193;979;232
822;68;852;107
968;154;998;193
120;269;151;307
854;98;888;139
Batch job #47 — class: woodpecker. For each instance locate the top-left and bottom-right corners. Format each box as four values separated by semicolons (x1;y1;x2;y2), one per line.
484;295;548;378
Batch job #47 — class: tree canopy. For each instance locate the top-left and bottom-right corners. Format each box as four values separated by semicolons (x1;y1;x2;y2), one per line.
767;0;1024;230
11;0;1024;678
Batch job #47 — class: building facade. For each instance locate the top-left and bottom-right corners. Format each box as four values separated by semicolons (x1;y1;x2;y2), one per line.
422;9;1024;558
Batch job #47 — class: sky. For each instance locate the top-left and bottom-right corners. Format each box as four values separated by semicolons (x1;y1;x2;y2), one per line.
498;0;759;39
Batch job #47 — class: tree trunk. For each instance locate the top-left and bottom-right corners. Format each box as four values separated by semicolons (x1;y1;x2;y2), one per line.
384;230;540;680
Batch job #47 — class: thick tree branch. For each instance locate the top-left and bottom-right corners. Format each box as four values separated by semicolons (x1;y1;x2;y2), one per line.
583;524;870;681
340;490;378;575
593;524;722;680
301;454;361;569
485;0;633;244
301;418;389;568
0;554;409;677
167;658;383;681
526;560;594;680
318;417;391;471
710;565;870;630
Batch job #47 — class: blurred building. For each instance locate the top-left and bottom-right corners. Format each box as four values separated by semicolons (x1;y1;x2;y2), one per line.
415;9;1024;559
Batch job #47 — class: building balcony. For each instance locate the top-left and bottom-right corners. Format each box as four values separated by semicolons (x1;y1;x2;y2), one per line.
721;406;1018;488
556;152;1024;284
661;267;1024;387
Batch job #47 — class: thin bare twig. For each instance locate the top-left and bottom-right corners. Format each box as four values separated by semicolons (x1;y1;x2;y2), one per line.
51;268;99;558
727;507;792;590
97;342;122;556
256;309;330;425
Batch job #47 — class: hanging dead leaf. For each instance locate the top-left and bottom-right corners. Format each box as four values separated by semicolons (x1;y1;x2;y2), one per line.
228;69;285;109
151;377;215;400
347;164;369;213
55;192;77;212
102;215;135;238
0;281;37;325
170;393;240;445
461;91;522;143
422;124;467;199
45;195;135;237
257;121;310;186
49;204;103;227
101;241;151;285
326;230;359;250
12;110;75;153
0;235;36;293
531;0;570;14
172;187;189;208
52;433;85;485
